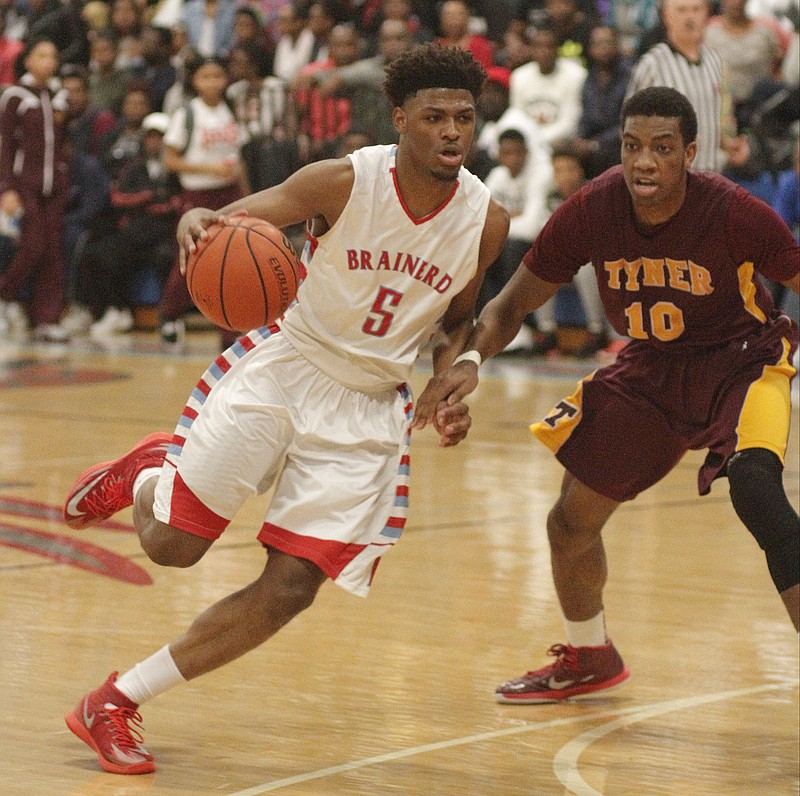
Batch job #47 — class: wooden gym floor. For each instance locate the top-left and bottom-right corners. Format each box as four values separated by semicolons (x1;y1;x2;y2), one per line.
0;330;797;796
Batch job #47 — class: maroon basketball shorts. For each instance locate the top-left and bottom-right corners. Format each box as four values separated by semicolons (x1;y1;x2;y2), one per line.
531;322;798;502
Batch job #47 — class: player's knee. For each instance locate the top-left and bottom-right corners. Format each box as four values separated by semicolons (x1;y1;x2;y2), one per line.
262;576;321;627
728;448;800;592
257;551;326;625
728;448;787;545
140;523;212;568
546;503;568;549
278;581;319;620
547;502;597;556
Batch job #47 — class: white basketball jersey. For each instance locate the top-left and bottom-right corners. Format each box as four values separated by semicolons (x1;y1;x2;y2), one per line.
279;145;491;391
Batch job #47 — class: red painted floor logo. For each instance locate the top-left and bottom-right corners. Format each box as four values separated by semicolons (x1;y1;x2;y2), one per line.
0;359;129;389
0;495;152;584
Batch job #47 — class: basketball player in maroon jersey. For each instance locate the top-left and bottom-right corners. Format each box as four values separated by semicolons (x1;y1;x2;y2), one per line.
413;86;800;702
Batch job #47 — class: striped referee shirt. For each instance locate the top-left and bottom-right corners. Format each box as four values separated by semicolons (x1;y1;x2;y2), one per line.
625;42;725;171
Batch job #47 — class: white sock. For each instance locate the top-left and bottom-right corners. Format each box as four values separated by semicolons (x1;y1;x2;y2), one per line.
132;467;161;498
564;611;607;648
115;645;186;705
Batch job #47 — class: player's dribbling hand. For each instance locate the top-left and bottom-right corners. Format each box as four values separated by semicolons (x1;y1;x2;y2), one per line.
177;208;248;274
411;362;480;433
432;399;472;447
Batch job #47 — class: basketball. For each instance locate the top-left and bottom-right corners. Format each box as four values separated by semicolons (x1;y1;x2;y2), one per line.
186;216;303;332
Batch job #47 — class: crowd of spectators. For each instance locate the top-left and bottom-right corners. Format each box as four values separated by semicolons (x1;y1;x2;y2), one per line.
0;0;797;352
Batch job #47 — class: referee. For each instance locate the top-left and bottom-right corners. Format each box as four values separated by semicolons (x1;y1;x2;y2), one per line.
625;0;748;172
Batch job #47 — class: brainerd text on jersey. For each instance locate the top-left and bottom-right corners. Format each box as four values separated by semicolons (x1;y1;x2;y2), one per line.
346;249;454;294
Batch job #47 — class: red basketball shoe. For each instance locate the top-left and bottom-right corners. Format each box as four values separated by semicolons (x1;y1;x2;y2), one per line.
65;673;155;774
495;640;630;703
63;432;171;529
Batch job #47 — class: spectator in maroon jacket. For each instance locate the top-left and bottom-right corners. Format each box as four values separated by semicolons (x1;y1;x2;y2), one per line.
0;38;71;342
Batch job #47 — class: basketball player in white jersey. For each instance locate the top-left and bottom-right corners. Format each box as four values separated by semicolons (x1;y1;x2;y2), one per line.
62;44;509;775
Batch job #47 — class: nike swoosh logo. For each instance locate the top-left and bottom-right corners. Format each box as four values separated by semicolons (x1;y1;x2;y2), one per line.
110;743;148;763
82;698;95;729
548;676;576;689
548;674;597;689
65;471;107;518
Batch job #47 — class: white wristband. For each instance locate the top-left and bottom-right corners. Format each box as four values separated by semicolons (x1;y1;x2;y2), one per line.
452;350;482;367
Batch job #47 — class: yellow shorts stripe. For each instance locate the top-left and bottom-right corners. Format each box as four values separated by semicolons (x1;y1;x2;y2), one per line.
530;372;594;453
737;261;768;322
735;337;796;463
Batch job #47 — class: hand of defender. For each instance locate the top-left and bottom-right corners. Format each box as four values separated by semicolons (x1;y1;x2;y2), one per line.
177;208;248;274
432;399;472;447
412;362;480;437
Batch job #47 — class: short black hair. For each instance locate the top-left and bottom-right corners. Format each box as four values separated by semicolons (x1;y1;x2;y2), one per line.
498;128;526;147
621;86;698;146
60;63;90;84
230;41;273;78
291;1;309;21
550;140;583;161
188;54;229;80
145;24;173;49
383;43;486;108
532;21;557;39
235;6;261;23
92;28;119;46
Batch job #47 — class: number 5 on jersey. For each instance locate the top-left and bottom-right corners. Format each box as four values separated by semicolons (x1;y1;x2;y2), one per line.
363;286;404;337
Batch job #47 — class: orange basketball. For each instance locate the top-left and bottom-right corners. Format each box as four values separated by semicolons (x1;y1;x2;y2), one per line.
186;216;303;332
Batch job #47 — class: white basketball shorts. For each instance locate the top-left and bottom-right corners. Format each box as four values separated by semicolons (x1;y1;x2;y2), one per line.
153;328;413;596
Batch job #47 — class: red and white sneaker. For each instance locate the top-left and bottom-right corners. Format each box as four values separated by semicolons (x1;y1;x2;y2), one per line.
495;640;630;703
65;672;155;774
63;432;171;529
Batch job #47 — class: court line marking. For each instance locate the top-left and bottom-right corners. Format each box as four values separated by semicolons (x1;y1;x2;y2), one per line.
227;683;790;795
552;683;787;795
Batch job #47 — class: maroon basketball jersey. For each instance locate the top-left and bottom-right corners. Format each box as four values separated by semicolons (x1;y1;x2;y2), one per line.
523;167;800;350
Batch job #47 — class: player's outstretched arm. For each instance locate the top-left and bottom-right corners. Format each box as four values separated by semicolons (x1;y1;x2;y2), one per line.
412;265;561;430
416;200;509;446
176;157;356;273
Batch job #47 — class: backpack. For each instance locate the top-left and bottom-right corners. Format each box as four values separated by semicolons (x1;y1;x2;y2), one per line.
178;97;237;155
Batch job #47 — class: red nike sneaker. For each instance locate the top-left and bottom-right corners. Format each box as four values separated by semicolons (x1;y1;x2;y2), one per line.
495;640;630;703
63;432;171;529
65;672;155;774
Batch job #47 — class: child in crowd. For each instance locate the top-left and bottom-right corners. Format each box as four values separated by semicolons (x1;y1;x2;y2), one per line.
99;81;152;181
480;128;545;351
158;55;248;347
531;143;612;357
80;112;181;337
88;29;128;116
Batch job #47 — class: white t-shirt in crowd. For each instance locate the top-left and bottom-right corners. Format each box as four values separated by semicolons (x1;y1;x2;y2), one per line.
164;97;247;191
